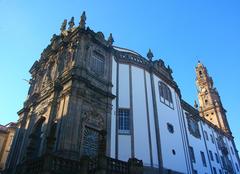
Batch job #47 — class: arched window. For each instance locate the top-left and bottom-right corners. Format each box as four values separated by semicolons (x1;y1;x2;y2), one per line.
159;81;174;109
27;117;45;159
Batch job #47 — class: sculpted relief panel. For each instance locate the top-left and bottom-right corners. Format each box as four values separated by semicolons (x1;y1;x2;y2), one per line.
81;108;105;130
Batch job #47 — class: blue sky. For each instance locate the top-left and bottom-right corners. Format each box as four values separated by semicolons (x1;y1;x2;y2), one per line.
0;1;240;152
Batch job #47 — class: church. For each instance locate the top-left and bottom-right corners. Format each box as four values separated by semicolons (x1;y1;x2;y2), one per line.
5;12;240;174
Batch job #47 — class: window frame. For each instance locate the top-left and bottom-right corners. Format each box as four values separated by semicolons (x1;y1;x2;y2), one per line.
236;163;239;172
213;167;217;174
193;170;198;174
230;146;234;155
209;150;214;161
118;108;130;135
158;81;174;109
204;131;209;141
200;151;207;167
91;51;105;76
210;134;214;144
215;153;219;163
186;112;201;139
189;146;196;163
167;122;174;134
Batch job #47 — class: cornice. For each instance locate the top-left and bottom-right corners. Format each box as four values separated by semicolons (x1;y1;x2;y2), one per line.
113;47;181;97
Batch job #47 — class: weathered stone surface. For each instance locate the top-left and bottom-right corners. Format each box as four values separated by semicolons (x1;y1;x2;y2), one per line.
6;12;115;173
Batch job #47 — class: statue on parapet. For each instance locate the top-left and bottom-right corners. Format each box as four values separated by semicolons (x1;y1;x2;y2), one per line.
79;11;86;29
60;19;67;32
107;33;114;46
68;17;75;29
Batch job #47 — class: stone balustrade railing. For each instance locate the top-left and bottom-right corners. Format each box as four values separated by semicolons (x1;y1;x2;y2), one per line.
10;153;143;174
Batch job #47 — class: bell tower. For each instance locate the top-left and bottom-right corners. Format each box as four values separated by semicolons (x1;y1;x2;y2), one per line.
195;61;231;134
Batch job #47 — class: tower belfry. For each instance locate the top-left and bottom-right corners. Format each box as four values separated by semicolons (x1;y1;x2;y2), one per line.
195;61;231;134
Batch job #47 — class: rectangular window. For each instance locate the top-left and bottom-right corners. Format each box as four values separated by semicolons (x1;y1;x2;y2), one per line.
92;52;105;75
236;163;239;172
210;134;214;144
204;131;208;141
158;81;174;109
200;151;207;167
189;146;196;163
230;147;234;155
118;108;130;134
209;150;214;161
215;153;219;163
221;156;227;168
213;167;217;174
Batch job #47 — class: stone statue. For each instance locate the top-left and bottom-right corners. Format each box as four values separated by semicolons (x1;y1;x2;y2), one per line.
68;17;75;29
50;34;57;43
107;33;114;46
79;11;86;29
60;19;67;32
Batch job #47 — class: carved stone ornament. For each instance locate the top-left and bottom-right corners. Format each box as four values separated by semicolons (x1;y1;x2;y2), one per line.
79;11;86;29
186;113;201;139
37;107;48;117
68;17;75;29
96;32;105;40
147;49;153;61
81;109;104;130
60;19;67;32
107;33;114;46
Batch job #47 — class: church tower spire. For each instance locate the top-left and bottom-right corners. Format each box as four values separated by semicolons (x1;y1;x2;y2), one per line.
195;61;231;134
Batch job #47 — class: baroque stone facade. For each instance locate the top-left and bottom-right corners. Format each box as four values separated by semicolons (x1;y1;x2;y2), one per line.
5;12;119;174
4;12;240;174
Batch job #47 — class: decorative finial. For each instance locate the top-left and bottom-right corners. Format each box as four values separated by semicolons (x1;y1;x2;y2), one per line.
107;33;114;46
68;17;75;29
194;100;198;109
60;19;67;32
147;49;153;61
79;11;86;29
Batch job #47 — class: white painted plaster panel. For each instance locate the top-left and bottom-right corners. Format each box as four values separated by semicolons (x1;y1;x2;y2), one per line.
118;135;131;161
153;74;187;173
112;57;117;96
118;64;130;108
131;66;151;166
110;57;117;158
